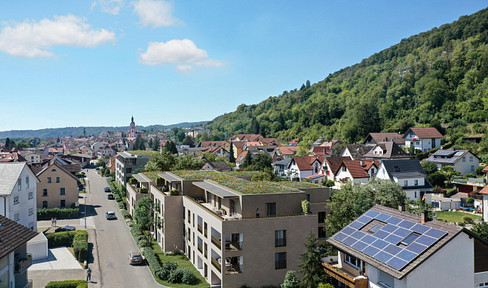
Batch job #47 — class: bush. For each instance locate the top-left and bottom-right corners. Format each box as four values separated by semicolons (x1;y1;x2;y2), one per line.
37;208;79;220
180;268;197;284
158;262;178;280
169;189;180;196
47;231;76;248
465;173;477;178
73;230;88;242
118;202;125;209
463;216;474;224
168;269;184;283
143;247;163;276
121;210;131;219
73;240;88;262
458;222;466;226
45;280;88;288
138;239;149;247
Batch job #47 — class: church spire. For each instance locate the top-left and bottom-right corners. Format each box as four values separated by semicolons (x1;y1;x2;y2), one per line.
131;116;134;124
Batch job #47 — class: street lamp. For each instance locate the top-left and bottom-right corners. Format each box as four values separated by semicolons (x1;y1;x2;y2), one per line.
84;195;87;229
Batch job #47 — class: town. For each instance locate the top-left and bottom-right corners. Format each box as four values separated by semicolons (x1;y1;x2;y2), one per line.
1;115;488;288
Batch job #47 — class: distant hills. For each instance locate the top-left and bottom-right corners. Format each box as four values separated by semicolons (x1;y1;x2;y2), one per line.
206;7;488;144
0;121;207;139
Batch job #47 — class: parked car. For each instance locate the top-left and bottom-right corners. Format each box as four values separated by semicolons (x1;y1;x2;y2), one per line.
55;225;76;232
107;194;114;200
104;187;110;192
106;211;117;220
129;251;144;265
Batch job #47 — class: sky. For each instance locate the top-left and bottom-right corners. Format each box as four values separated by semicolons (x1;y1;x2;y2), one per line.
0;0;486;131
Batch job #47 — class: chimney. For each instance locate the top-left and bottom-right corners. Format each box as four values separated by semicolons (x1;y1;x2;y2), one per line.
398;203;405;212
360;160;364;167
420;211;429;224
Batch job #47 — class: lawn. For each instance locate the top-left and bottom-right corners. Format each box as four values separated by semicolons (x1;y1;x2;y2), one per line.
150;240;209;288
436;210;482;223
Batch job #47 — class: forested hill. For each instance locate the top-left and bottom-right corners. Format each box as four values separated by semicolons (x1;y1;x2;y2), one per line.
205;7;488;144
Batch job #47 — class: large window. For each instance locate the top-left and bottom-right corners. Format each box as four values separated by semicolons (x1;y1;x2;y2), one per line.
275;230;286;247
344;254;363;271
43;189;48;196
275;252;286;269
265;203;276;217
318;212;326;223
60;188;66;195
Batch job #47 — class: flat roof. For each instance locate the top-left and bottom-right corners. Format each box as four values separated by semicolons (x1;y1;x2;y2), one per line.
133;173;150;183
193;181;239;198
158;172;181;182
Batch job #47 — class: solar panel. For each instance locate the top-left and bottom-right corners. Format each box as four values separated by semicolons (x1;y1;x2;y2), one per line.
342;236;357;246
351;231;366;240
365;210;380;218
333;232;347;242
375;213;391;222
349;220;365;229
384;244;402;255
363;246;380;257
406;242;429;254
435;150;456;156
374;251;394;263
374;230;390;239
362;234;377;244
382;224;398;233
342;226;356;235
397;250;417;262
411;224;430;234
386;216;402;225
398;220;416;229
425;228;447;239
352;241;368;251
387;257;409;270
454;152;464;157
393;227;411;238
385;234;403;245
415;235;437;246
371;239;389;250
356;215;373;224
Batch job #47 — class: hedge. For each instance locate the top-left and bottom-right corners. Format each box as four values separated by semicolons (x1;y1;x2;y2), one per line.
38;208;79;220
47;231;77;248
47;230;89;262
73;240;88;262
143;247;162;276
45;280;87;288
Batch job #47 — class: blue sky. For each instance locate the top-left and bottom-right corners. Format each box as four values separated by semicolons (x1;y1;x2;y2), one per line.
0;0;486;131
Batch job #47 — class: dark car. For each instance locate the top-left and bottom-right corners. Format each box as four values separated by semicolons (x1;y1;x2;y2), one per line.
104;187;110;192
129;251;144;265
107;194;114;200
55;225;76;232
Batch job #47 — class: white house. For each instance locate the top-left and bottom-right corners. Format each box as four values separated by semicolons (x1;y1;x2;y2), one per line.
425;149;479;175
287;156;323;182
324;205;488;288
375;159;433;203
0;162;38;231
481;185;488;222
403;127;443;152
334;160;378;188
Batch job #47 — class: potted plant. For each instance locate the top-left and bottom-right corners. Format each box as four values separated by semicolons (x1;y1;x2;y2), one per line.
301;200;310;214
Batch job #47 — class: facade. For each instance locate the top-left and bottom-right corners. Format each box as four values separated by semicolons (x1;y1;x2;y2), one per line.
375;159;433;203
363;142;410;160
287;156;323;182
403;127;443;152
342;145;373;160
148;171;330;288
363;132;405;146
36;161;80;209
334;160;379;188
480;185;488;222
0;215;38;288
324;205;488;288
0;162;38;231
114;151;152;187
425;149;479;175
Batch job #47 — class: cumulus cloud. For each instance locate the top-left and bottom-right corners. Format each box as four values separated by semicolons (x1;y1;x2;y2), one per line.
0;15;116;58
91;0;124;15
132;0;182;28
139;39;224;72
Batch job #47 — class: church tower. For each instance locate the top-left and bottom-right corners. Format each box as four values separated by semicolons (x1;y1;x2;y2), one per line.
128;116;136;138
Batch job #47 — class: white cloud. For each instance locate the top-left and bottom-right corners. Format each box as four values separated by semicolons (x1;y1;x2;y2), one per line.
91;0;124;15
139;39;224;72
0;15;116;58
132;0;182;28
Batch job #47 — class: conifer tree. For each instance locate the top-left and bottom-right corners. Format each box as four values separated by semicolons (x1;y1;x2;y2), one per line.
299;232;326;288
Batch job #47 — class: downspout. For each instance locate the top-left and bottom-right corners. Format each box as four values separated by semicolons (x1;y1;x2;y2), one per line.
0;195;6;217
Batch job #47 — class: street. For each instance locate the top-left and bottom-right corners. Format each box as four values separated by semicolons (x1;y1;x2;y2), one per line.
84;168;161;288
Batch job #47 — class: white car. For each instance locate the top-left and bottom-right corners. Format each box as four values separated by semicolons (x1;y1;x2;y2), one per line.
106;211;117;220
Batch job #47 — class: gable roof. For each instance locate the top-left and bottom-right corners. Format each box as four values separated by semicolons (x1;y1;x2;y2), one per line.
425;149;477;165
403;127;443;139
380;159;433;189
343;144;373;160
325;156;352;175
199;141;228;148
0;162;32;196
274;146;300;155
290;156;322;171
236;151;248;163
312;146;332;156
342;161;370;178
36;160;80;183
202;162;232;172
364;142;410;159
231;134;262;142
363;133;405;145
260;138;281;146
327;205;466;280
480;185;488;195
0;215;38;259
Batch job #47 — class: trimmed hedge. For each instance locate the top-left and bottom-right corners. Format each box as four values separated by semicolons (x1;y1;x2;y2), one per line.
47;231;76;248
38;208;79;220
73;240;88;262
120;209;131;219
45;280;87;288
47;230;89;262
144;247;162;276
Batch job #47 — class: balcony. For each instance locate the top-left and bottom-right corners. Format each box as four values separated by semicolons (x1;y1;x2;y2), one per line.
225;241;242;251
211;257;221;271
225;263;243;274
198;243;203;253
211;235;221;249
15;254;32;274
322;262;368;288
198;224;202;233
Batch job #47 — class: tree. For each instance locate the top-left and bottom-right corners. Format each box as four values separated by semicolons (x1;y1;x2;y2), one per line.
306;80;311;88
182;136;195;147
421;161;438;175
281;270;300;288
134;197;153;231
428;172;447;187
133;135;146;150
174;155;205;170
165;141;178;154
171;128;186;143
250;117;260;134
229;143;236;163
241;152;253;169
251;153;272;171
144;150;176;172
471;222;488;242
152;137;160;151
299;232;326;288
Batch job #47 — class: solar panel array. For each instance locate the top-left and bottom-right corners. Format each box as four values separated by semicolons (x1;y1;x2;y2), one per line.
333;210;447;271
433;150;456;157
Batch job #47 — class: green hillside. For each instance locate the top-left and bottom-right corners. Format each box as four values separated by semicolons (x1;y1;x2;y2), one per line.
206;7;488;145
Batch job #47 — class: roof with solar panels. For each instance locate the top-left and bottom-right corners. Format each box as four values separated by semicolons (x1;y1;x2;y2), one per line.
327;205;474;279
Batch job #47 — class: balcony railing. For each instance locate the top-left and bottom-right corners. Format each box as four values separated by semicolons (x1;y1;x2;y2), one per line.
15;254;32;274
225;241;242;251
211;235;221;249
225;263;243;274
211;257;221;271
322;262;369;288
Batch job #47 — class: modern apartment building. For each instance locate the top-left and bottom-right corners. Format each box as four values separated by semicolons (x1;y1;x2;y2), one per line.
128;170;330;287
114;151;152;187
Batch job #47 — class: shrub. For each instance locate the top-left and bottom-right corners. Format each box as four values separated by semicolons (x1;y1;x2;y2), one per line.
121;210;131;219
180;268;197;284
169;189;180;196
158;262;178;280
73;230;88;242
136;235;146;242
463;216;474;224
140;187;148;194
458;222;465;226
47;231;76;248
118;202;125;209
466;197;475;204
301;200;310;214
138;239;149;247
45;280;88;288
37;208;79;220
168;269;184;283
143;247;163;277
73;240;88;262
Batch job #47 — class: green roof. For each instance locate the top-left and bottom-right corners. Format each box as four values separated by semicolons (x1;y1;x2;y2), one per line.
126;150;159;156
171;170;303;195
279;181;322;189
142;171;160;181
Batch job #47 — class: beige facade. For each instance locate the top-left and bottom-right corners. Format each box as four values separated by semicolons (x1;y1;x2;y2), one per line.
36;162;80;209
146;171;330;288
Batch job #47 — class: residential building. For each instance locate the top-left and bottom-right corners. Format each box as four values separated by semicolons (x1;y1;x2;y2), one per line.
0;215;38;288
481;185;488;221
375;159;433;203
403;127;443;152
363;142;410;161
287;156;323;182
342;145;373;160
363;132;404;146
229;134;262;142
18;151;41;164
334;160;379;187
151;171;330;287
322;156;352;181
272;146;300;162
0;162;38;231
272;158;292;178
201;162;232;173
126;173;152;216
425;149;479;175
115;151;152;187
324;205;488;288
34;160;80;209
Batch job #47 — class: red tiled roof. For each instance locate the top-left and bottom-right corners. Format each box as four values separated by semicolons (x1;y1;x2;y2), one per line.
246;141;261;147
343;161;370;178
406;127;443;139
326;156;351;175
480;185;488;195
482;166;488;173
200;141;227;148
236;151;248;163
231;134;262;142
232;141;246;149
312;147;332;156
275;146;300;155
292;156;321;171
260;138;281;146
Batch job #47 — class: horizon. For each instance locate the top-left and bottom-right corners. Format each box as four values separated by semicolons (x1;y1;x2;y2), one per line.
1;1;486;131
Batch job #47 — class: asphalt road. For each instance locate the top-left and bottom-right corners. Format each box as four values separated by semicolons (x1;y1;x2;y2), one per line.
85;168;161;288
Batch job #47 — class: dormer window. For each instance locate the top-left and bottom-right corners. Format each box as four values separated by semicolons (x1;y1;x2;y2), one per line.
400;232;420;246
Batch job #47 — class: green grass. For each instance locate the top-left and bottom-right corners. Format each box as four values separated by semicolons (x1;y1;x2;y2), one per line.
150;240;209;288
436;210;482;223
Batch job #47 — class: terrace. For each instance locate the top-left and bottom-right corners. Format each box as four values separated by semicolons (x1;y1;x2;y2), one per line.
322;262;369;288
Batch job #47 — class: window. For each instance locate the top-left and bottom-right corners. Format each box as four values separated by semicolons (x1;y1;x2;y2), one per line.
29;208;34;216
60;200;66;208
318;226;326;239
47;177;52;183
18;178;21;190
13;196;19;204
344;254;362;270
369;224;383;233
403;180;408;186
275;252;286;269
265;203;276;217
414;179;418;186
462;157;466;162
401;233;420;246
275;230;286;247
318;212;326;223
471;165;475;172
43;189;48;196
60;188;66;195
28;192;33;200
26;176;29;189
43;201;48;208
341;166;347;172
56;177;60;183
470;156;474;162
14;213;20;221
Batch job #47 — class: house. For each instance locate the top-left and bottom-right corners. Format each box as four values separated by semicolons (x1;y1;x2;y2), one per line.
272;158;292;178
363;142;410;160
126;173;152;217
259;138;281;146
342;145;373;160
403;127;443;152
34;159;81;209
324;205;488;288
97;146;115;159
312;146;332;157
480;185;488;222
375;159;433;203
235;151;248;169
201;162;232;173
231;142;245;160
425;150;479;175
334;160;379;187
0;152;27;163
363;132;404;146
288;138;299;146
229;134;262;142
287;156;323;182
204;146;230;158
19;151;42;164
0;162;38;231
115;151;153;187
272;146;299;162
0;215;38;288
153;171;331;287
